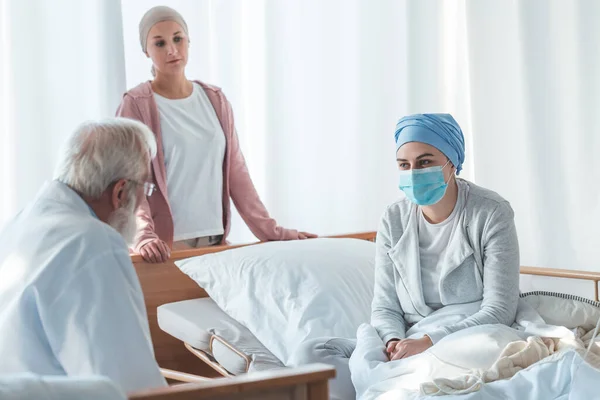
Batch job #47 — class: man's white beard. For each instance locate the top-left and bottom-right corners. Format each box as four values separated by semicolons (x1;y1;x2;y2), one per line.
108;193;138;246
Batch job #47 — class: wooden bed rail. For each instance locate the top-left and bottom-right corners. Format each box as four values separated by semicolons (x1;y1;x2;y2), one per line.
520;266;600;302
130;231;377;264
129;363;335;400
159;368;212;383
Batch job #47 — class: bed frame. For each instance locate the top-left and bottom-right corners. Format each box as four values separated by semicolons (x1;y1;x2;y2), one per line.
130;231;600;398
128;363;334;400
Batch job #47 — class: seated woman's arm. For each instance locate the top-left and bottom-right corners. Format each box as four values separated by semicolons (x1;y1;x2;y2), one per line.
426;202;520;344
371;209;408;345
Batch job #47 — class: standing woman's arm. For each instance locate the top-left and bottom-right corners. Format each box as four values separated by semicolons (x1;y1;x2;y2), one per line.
225;99;303;241
116;96;165;257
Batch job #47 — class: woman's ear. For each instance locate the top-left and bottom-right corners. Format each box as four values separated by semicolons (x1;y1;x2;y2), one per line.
444;160;457;183
111;179;127;210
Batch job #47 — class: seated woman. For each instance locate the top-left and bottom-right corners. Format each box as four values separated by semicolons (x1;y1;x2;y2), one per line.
372;112;520;360
117;6;315;263
292;113;520;400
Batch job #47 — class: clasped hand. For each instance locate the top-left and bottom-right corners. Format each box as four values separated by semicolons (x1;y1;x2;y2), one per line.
386;335;433;361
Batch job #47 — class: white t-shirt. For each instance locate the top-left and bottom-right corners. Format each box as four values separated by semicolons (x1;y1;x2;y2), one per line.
154;83;226;241
418;179;466;310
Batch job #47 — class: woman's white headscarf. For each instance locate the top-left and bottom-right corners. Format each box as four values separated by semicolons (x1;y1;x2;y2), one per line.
139;6;189;52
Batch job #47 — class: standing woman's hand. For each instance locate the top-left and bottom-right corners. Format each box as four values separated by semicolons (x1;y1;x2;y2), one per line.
139;239;171;263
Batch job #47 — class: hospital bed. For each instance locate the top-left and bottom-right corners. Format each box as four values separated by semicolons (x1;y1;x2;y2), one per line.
131;231;378;379
130;231;600;398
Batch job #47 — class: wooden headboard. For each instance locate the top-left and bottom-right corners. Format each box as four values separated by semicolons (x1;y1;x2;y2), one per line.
132;230;600;375
131;232;377;375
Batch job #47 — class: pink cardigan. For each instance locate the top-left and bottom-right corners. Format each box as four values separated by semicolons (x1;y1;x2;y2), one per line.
116;80;299;252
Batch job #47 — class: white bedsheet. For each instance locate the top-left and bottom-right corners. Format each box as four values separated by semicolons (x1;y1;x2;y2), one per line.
158;298;283;374
349;300;600;400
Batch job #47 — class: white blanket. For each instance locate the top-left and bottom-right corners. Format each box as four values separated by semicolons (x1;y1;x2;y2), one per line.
350;323;527;400
0;373;126;400
439;349;600;400
349;301;600;400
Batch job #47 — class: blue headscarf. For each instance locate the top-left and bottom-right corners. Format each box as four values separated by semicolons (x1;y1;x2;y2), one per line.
394;113;465;175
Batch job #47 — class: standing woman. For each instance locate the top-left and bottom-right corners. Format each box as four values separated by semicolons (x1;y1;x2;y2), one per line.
117;6;315;262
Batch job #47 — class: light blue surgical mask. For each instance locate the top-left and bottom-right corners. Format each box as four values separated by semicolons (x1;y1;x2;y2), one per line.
398;161;451;206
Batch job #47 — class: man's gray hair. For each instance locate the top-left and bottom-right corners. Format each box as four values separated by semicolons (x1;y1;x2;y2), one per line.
55;118;157;198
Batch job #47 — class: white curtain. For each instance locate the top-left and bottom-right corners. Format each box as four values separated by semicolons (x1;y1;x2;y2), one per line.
407;0;600;295
0;0;126;226
2;0;598;294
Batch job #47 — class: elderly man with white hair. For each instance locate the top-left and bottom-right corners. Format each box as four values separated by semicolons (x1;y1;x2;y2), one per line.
0;118;167;393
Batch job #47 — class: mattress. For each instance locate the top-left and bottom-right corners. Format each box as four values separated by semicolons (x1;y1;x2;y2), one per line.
157;298;284;375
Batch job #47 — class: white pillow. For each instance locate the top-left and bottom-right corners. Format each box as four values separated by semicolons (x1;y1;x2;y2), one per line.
176;238;375;365
520;291;600;330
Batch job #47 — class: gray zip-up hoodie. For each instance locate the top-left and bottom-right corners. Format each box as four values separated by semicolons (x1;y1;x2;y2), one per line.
371;179;520;345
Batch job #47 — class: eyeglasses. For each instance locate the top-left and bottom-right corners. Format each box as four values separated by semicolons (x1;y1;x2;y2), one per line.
130;180;157;197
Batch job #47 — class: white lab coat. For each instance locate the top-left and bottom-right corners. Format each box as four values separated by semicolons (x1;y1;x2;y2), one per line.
0;181;166;394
